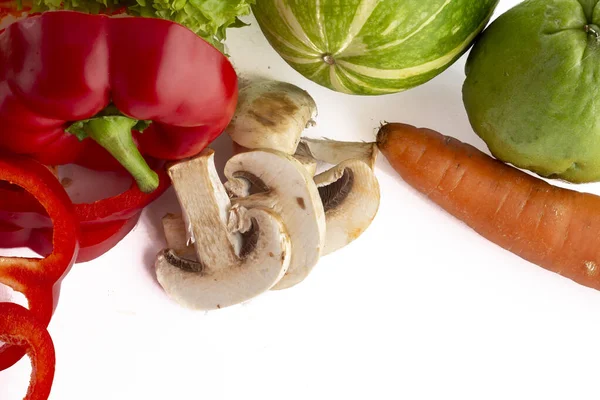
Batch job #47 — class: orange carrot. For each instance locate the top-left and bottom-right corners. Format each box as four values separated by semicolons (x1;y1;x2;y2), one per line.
377;123;600;291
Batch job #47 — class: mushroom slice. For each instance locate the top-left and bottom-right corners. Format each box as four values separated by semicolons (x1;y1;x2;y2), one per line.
315;159;380;255
155;149;292;311
227;81;317;155
224;150;326;290
297;138;378;170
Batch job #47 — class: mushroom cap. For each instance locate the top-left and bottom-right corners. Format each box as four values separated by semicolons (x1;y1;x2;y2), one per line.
227;81;317;155
224;149;326;290
315;159;380;255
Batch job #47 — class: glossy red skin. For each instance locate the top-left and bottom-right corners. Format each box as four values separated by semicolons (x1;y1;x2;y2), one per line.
74;161;171;224
0;154;79;371
0;302;56;400
0;11;238;165
4;212;142;263
0;162;170;261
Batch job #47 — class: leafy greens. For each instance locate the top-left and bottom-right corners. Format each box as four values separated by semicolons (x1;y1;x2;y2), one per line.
30;0;255;52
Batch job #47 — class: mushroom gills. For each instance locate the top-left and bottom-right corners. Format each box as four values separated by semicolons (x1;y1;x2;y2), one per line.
318;168;354;212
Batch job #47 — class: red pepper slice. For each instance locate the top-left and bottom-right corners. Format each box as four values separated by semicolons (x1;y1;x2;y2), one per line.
0;153;79;371
75;161;170;224
0;160;169;262
0;302;55;400
0;11;238;192
2;213;142;263
0;183;49;229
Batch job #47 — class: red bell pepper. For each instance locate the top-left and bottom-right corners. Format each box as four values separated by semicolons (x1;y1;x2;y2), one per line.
0;302;56;400
0;153;79;371
0;11;238;192
0;161;169;262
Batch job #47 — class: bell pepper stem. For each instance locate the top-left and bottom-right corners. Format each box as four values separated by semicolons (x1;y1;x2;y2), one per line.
83;117;159;193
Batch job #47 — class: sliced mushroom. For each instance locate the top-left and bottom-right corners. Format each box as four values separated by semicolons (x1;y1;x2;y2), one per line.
227;81;317;155
155;149;292;310
224;149;326;290
315;159;380;255
297;138;378;170
162;151;380;264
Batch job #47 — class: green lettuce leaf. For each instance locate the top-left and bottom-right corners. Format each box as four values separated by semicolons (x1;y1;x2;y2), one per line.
31;0;254;52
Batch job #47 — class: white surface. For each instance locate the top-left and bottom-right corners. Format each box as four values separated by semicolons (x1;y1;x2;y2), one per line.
4;1;600;399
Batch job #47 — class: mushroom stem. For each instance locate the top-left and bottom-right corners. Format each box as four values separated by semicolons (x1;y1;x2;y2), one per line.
296;138;378;170
167;151;239;273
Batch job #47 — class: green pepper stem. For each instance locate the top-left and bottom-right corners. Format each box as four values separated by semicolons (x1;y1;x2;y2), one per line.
84;117;159;193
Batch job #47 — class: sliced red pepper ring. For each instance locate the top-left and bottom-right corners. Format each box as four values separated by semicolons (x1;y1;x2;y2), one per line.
0;183;49;229
0;286;53;372
0;153;79;371
0;160;169;225
3;212;143;264
0;160;169;263
0;302;56;400
75;160;170;224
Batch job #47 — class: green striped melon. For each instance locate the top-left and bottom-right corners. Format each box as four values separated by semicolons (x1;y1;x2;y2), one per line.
252;0;499;95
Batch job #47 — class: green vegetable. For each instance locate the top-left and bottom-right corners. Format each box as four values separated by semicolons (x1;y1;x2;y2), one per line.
31;0;254;52
463;0;600;183
252;0;498;96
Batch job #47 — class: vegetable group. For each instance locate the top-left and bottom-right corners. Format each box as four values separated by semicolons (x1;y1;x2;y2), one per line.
377;123;600;291
0;10;241;399
156;80;381;309
6;1;600;399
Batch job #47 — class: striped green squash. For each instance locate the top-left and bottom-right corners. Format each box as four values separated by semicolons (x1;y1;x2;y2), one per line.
252;0;499;95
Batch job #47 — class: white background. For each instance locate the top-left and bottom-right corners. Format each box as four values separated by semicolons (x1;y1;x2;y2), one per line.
4;1;600;399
